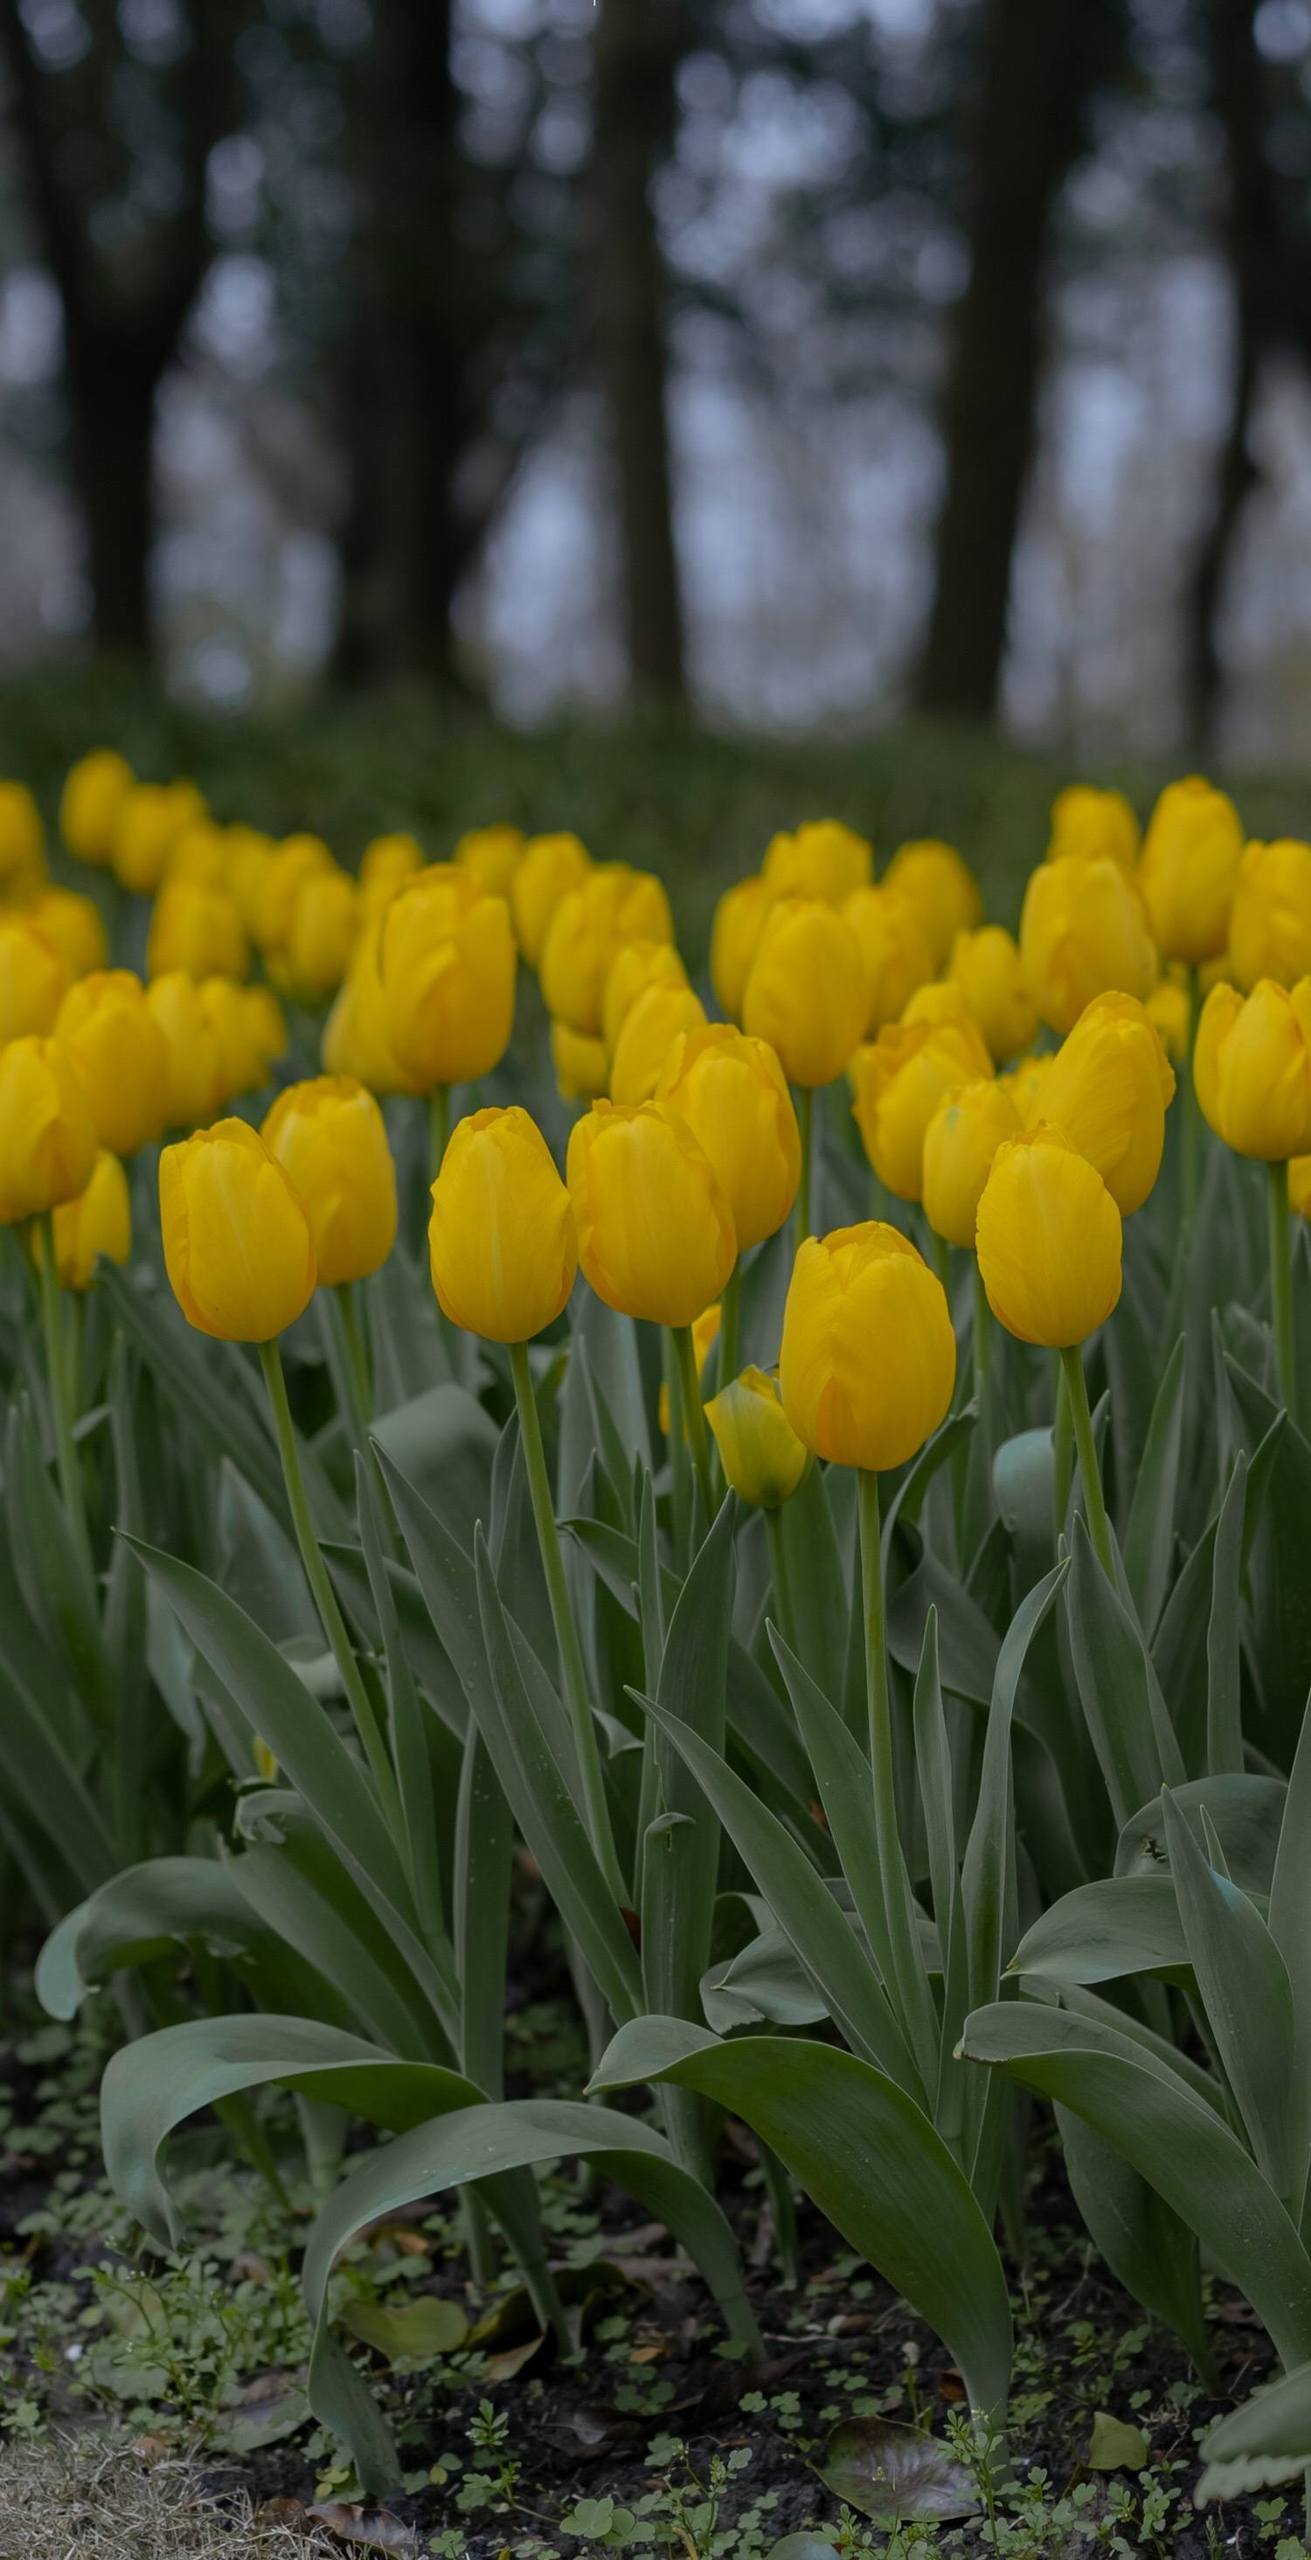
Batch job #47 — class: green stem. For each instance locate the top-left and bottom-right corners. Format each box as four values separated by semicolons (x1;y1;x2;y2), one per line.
1182;967;1202;1222
971;1260;992;1412
765;1506;795;1654
1059;1345;1114;1576
857;1470;925;2042
334;1281;373;1431
718;1260;741;1393
795;1086;815;1240
258;1339;402;1825
429;1083;451;1181
928;1226;951;1296
1052;1358;1074;1547
672;1322;716;1520
35;1212;93;1583
510;1340;627;1909
1268;1160;1297;1423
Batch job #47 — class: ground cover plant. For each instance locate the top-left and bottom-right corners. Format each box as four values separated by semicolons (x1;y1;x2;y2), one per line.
2;716;1311;2552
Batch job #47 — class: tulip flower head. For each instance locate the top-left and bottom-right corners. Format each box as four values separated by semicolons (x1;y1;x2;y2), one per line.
602;939;689;1053
710;875;773;1021
147;879;249;983
551;1018;609;1103
262;1075;397;1286
975;1128;1122;1348
762;820;872;905
1138;776;1243;966
1194;977;1311;1160
0;917;68;1039
1229;839;1311;991
146;972;225;1129
23;887;107;982
283;869;360;1002
455;824;525;900
512;832;591;966
0;1036;98;1224
379;864;517;1087
1019;855;1157;1036
922;1078;1023;1248
43;1150;131;1290
1046;785;1140;870
609;982;707;1105
112;781;206;895
882;839;982;967
844;885;936;1033
430;1105;577;1342
657;1020;801;1248
948;925;1038;1064
742;897;868;1088
851;1016;993;1202
0;782;44;891
706;1365;809;1508
54;969;168;1157
568;1099;736;1328
541;864;674;1034
779;1222;956;1473
61;749;134;866
1040;991;1176;1214
160;1119;317;1341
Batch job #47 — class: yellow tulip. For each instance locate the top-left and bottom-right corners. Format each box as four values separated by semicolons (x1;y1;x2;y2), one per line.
541;864;674;1034
922;1079;1023;1248
1041;992;1176;1214
1194;978;1311;1160
602;939;689;1053
1145;972;1192;1063
283;870;360;1002
512;832;591;967
1005;1054;1054;1127
851;1017;993;1202
1019;855;1157;1035
609;984;707;1106
710;875;772;1021
359;832;424;914
245;985;288;1078
0;782;44;891
60;750;134;866
779;1223;956;1472
322;920;423;1097
902;981;984;1035
146;972;225;1129
147;879;249;982
54;970;167;1156
948;925;1038;1064
167;822;231;891
551;1018;609;1104
160;1119;317;1341
1229;839;1311;991
23;887;107;981
975;1128;1122;1347
1046;785;1140;870
0;1037;98;1223
429;1105;576;1341
253;834;334;965
455;824;525;900
706;1365;809;1508
226;827;276;932
112;781;206;894
844;886;936;1033
567;1100;736;1328
882;839;982;967
46;1150;131;1290
1291;1157;1311;1219
742;898;868;1088
199;977;272;1103
1138;776;1243;965
761;820;873;904
0;917;68;1037
379;865;516;1087
657;1021;800;1248
262;1075;396;1286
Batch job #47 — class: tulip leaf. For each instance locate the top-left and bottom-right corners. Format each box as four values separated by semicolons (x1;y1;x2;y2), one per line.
588;2020;1013;2428
36;1857;269;2022
1065;1515;1185;1831
1121;1334;1186;1637
232;1841;447;2061
1057;2107;1211;2378
0;1646;116;1902
1008;1877;1191;1985
1205;1455;1247;1776
355;1455;450;1960
958;1999;1311;2371
1197;2358;1311;2502
700;1925;828;2033
371;1382;498;1544
1159;1791;1298;2206
1114;1773;1285;1894
301;2096;762;2490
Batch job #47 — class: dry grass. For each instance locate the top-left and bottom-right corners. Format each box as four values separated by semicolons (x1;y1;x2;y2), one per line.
0;2436;351;2558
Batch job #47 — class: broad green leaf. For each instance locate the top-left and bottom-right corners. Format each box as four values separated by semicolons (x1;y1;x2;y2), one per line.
1197;2359;1311;2502
1008;1878;1189;1985
590;2018;1013;2426
1270;1689;1311;2233
1121;1335;1186;1636
1057;2109;1211;2378
1065;1517;1185;1830
340;2294;469;2364
1088;2412;1149;2473
1116;1774;1285;1895
454;1720;513;2103
820;2418;978;2524
1161;1791;1297;2205
371;1382;497;1543
36;1857;264;2022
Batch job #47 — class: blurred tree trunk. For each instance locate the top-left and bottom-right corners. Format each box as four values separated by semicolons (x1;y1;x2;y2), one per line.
0;0;235;660
916;0;1095;722
591;0;689;703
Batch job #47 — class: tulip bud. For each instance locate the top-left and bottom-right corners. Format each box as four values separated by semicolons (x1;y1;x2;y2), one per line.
0;1036;98;1222
609;983;707;1106
146;972;225;1129
1019;855;1157;1035
512;832;591;967
199;977;272;1103
0;782;44;891
379;865;516;1087
1229;840;1311;991
0;917;69;1038
23;887;107;981
430;1105;577;1341
160;1119;317;1340
851;1017;993;1202
112;781;207;894
657;1021;800;1248
61;749;134;866
322;917;424;1097
882;839;982;967
843;886;935;1033
54;970;168;1155
922;1079;1023;1248
147;879;249;983
762;820;872;905
168;822;231;891
1145;972;1191;1064
742;898;868;1088
551;1018;609;1103
1046;785;1139;870
1005;1054;1054;1127
948;925;1038;1064
253;835;333;966
262;1075;397;1286
45;1150;131;1290
710;876;772;1021
976;1129;1122;1347
1194;977;1311;1160
1041;992;1176;1213
568;1100;736;1328
283;870;359;1002
602;939;689;1053
359;832;424;915
780;1223;956;1471
225;828;275;932
1138;776;1243;965
707;1365;809;1508
455;824;525;900
541;864;674;1034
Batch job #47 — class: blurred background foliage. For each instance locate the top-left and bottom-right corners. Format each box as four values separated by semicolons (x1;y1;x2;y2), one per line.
1;0;1310;776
